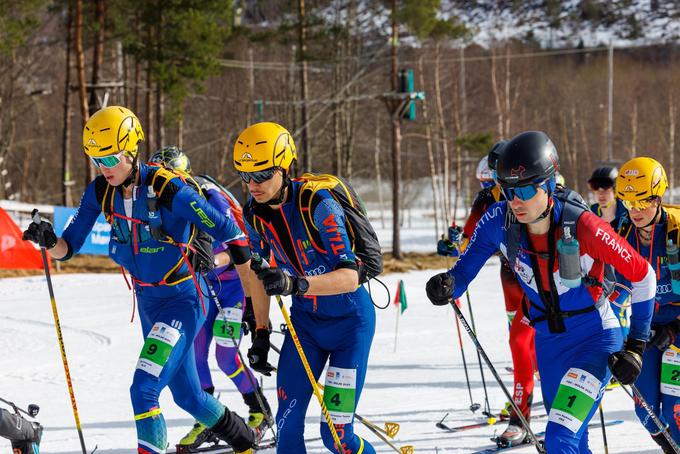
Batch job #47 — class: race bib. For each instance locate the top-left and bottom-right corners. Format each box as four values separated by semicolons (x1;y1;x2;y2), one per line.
549;368;601;433
323;367;357;424
213;307;243;346
136;322;181;377
661;349;680;396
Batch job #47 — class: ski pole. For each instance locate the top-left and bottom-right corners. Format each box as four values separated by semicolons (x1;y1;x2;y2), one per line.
32;210;88;454
620;383;680;453
0;398;39;419
204;278;277;442
448;299;545;453
453;299;480;413
465;290;492;417
359;417;414;454
251;255;346;454
597;404;608;454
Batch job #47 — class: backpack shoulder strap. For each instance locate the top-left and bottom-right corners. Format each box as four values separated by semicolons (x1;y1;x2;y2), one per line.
93;175;115;221
554;187;588;238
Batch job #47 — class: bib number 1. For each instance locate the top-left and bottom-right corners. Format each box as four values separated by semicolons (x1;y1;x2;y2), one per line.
323;366;357;424
548;368;601;433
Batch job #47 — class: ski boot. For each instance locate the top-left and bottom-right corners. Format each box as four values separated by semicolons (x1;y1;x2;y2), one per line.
176;421;218;452
497;422;528;447
210;409;257;453
243;389;272;435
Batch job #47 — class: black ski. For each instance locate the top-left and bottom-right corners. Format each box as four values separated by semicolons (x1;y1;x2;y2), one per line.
436;413;548;433
471;419;623;453
170;437;321;454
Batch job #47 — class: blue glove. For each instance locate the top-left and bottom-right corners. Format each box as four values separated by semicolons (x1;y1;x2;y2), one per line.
448;225;463;244
437;239;460;257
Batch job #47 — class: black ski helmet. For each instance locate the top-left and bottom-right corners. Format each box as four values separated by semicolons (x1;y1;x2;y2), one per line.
587;166;618;188
149;145;192;173
487;140;507;172
495;131;559;188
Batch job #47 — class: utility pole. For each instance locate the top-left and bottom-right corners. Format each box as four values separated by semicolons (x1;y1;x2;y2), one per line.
607;41;614;163
298;0;311;171
390;0;402;260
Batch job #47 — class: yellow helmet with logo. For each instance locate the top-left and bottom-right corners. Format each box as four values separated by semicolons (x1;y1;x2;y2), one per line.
233;122;297;173
83;106;145;158
616;157;668;201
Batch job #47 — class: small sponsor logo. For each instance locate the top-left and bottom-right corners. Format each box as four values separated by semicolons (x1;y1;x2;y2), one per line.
624;169;639;176
140;246;164;253
240;152;254;161
567;372;578;379
87;138;99;147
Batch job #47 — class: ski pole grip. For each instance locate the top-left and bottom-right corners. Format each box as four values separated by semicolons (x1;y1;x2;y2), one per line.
31;208;41;224
251;253;269;272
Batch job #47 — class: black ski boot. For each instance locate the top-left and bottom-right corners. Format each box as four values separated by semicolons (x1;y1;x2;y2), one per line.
243;390;272;433
210;409;257;454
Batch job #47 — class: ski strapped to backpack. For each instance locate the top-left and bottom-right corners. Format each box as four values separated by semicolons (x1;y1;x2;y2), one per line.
95;166;216;315
505;187;616;334
248;173;383;284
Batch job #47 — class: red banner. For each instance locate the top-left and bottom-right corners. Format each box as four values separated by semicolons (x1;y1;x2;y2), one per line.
0;207;44;270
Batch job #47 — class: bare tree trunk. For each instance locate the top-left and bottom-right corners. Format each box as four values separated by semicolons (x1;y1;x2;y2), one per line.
434;43;450;222
145;61;153;161
374;115;385;228
155;87;164;150
177;116;183;149
88;0;105;115
418;56;440;239
62;5;74;206
490;47;504;138
631;100;638;158
74;0;94;184
246;48;254;125
298;0;311;171
670;94;676;204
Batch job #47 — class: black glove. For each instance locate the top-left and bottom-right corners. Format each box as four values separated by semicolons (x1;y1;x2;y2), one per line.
247;329;275;376
22;215;57;249
256;267;305;296
650;319;680;351
608;338;645;385
426;272;454;306
242;297;256;339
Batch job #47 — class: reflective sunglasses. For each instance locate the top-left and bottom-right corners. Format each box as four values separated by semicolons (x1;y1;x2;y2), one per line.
238;168;278;184
90;151;125;169
621;196;658;211
501;181;550;202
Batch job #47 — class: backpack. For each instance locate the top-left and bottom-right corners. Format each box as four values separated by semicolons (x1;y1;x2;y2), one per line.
195;174;246;234
505;187;615;333
94;166;216;281
248;173;383;283
296;173;382;283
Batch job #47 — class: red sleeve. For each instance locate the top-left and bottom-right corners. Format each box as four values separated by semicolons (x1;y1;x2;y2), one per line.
577;211;649;284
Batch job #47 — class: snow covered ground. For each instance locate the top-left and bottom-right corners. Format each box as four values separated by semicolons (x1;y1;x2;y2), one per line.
0;259;661;453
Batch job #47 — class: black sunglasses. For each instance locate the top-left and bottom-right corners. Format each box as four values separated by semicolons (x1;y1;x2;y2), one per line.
238;168;279;184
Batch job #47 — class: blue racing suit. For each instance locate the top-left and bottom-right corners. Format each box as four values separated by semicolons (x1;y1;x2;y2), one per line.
448;197;655;453
244;180;376;454
60;163;249;454
616;207;680;442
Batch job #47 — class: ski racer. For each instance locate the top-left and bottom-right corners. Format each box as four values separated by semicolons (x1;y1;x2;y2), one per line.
234;122;378;453
614;157;680;452
0;408;41;454
588;165;630;336
148;147;272;450
588;166;627;226
439;143;538;446
425;130;656;453
22;106;257;454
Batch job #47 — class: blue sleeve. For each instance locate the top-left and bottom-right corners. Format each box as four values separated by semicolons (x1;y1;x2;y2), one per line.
449;203;505;299
311;194;358;271
170;183;246;244
245;213;271;261
61;181;102;258
205;189;237;247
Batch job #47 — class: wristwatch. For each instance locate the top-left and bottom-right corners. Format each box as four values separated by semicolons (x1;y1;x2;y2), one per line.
295;277;310;295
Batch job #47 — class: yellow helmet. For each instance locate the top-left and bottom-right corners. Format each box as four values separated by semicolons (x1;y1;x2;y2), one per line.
616;157;668;201
83;106;145;158
233;122;297;172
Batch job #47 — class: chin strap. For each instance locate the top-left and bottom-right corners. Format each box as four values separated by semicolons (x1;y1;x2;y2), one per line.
264;170;290;206
531;197;554;224
120;154;139;188
640;202;662;230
